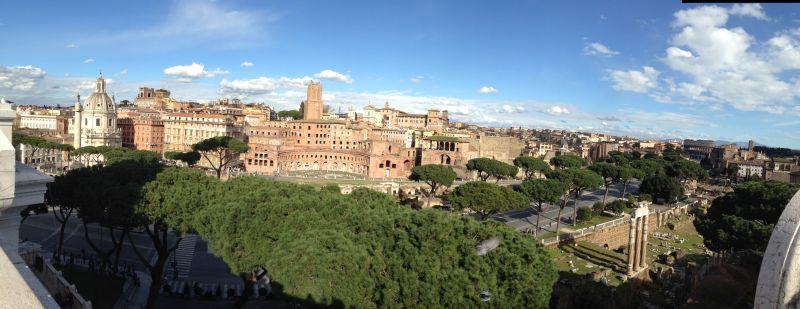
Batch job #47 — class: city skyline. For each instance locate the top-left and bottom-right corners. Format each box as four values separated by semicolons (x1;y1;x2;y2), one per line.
2;1;800;148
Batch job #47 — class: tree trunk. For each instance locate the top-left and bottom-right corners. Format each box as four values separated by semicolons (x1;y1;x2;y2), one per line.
603;182;610;205
535;202;542;236
622;180;629;199
556;193;569;239
572;191;580;226
146;257;167;309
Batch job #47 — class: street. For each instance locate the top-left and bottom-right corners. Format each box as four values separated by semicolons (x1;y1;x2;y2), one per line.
492;180;641;234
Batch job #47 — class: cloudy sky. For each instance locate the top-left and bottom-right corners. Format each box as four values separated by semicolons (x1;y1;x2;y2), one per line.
2;1;800;148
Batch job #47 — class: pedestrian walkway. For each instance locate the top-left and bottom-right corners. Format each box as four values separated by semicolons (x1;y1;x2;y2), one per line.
172;235;199;279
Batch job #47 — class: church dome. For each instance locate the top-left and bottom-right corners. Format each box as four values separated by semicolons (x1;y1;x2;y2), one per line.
83;74;115;112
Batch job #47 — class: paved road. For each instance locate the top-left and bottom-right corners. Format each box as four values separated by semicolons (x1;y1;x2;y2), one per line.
492;180;641;235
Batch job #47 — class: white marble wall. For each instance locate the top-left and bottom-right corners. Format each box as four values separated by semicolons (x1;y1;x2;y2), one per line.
756;190;800;308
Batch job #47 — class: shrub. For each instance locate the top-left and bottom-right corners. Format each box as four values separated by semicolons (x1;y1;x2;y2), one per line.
577;206;594;222
607;199;628;214
638;193;652;203
592;202;605;214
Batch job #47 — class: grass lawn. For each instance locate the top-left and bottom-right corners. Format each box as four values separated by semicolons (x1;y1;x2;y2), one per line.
60;267;124;309
573;214;619;230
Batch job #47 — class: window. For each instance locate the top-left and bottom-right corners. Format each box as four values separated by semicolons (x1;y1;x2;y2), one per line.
96;118;100;126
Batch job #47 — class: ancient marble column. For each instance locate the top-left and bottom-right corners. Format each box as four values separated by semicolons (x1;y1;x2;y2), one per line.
639;215;649;269
632;217;641;271
627;217;636;275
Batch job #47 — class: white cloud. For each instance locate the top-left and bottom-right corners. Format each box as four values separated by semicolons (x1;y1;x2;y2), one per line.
118;68;128;76
729;4;769;21
83;58;94;64
652;5;795;113
164;62;228;82
584;42;620;56
410;76;424;84
219;75;313;95
608;66;659;93
240;61;254;68
502;104;525;113
313;69;353;84
65;43;78;49
0;65;46;91
542;105;570;115
479;86;497;94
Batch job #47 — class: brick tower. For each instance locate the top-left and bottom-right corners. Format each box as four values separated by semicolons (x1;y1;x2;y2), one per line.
304;81;324;120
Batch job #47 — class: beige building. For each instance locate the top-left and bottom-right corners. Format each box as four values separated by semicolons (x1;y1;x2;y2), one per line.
163;112;244;153
361;102;449;131
134;87;172;109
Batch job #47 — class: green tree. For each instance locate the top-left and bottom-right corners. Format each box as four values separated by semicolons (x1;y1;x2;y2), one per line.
410;164;457;207
616;165;644;199
277;110;303;120
666;159;708;184
549;154;586;169
191;136;249;179
576;206;593;222
133;167;217;308
631;158;667;178
694;181;800;254
191;177;557;308
606;199;628;214
519;179;567;234
49;160;162;276
466;158;517;182
639;174;683;204
605;151;630;166
547;169;603;227
514;156;551;180
165;151;201;166
450;181;530;220
566;169;603;226
588;162;619;205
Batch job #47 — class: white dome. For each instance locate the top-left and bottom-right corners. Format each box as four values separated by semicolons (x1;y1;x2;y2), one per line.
83;74;115;112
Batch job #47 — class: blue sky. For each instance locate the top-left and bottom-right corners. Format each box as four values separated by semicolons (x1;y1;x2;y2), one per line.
2;1;800;148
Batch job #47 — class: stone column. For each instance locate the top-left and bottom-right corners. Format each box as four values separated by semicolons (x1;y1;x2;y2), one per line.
639;215;649;269
632;217;641;271
627;218;636;275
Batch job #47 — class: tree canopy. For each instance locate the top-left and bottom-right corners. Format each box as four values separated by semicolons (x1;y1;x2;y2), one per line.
278;110;303;120
695;181;800;254
191;177;555;308
449;181;530;220
466;158;518;182
666;159;708;183
513;156;551;180
549;154;586;169
410;164;457;207
639;174;683;204
191;136;249;178
165;151;201;166
588;162;619;204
